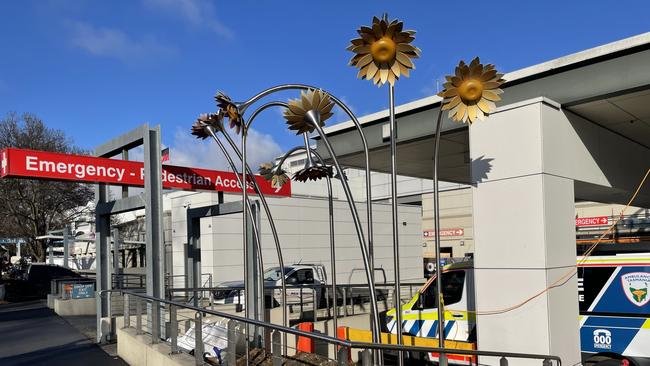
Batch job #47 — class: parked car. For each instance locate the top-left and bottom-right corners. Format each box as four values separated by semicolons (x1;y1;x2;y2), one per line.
213;264;386;309
3;263;82;301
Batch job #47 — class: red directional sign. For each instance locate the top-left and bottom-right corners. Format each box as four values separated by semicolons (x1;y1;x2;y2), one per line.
0;148;291;197
423;228;464;238
575;216;608;227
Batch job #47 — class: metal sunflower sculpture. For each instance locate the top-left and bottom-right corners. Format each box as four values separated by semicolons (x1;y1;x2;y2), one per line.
283;89;334;135
438;57;505;124
293;163;333;183
191;112;224;139
259;162;290;188
215;91;243;134
348;14;421;86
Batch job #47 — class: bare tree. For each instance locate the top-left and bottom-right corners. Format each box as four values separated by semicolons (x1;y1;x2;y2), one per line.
0;112;93;261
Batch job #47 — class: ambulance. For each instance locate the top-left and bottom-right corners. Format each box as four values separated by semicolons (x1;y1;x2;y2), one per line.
385;246;650;366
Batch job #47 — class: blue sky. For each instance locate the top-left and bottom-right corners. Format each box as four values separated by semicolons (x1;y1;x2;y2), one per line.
1;0;649;169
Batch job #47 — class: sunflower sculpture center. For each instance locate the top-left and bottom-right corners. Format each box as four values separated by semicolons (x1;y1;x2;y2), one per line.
458;79;484;104
371;36;397;63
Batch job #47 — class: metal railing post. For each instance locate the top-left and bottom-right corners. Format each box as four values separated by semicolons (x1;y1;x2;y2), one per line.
300;289;304;315
108;291;116;341
152;299;160;344
343;288;348;317
170;305;179;354
337;347;349;366
136;297;143;335
500;356;509;366
360;349;372;365
313;287;318;323
123;293;130;328
272;330;282;366
227;320;237;365
194;312;204;366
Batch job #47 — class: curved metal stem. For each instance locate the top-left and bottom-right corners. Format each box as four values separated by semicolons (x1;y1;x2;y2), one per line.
432;105;447;363
295;138;339;350
308;116;382;345
240;84;376;340
205;127;265;291
220;107;289;352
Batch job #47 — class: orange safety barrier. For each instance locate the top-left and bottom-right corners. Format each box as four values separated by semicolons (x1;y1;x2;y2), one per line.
296;322;315;353
336;326;352;362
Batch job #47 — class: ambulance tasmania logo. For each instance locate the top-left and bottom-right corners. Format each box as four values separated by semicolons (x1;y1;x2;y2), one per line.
621;272;649;307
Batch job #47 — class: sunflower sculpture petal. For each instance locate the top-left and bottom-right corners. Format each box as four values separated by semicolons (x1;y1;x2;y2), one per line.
283;89;334;135
438;57;505;124
191;112;224;139
293;164;333;183
215;91;243;134
348;15;420;86
259;162;290;188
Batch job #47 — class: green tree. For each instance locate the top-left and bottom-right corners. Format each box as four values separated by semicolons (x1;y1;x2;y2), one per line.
0;112;93;262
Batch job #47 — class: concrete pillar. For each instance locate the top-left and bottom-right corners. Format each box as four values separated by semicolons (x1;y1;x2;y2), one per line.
469;98;580;365
48;242;53;264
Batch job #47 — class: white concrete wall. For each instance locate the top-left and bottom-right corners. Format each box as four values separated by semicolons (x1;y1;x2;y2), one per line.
170;192;424;287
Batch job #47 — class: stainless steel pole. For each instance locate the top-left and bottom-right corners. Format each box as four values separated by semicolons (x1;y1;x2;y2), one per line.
432;107;447;365
241;126;251;364
388;85;403;366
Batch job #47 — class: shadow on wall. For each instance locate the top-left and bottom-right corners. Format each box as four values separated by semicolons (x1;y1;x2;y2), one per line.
470;155;494;185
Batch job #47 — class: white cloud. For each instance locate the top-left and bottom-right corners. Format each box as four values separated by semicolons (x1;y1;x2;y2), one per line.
142;0;234;39
67;21;175;64
166;127;282;172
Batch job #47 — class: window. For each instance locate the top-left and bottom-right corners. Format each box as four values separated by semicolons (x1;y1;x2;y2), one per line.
287;269;314;284
417;270;465;309
264;267;293;281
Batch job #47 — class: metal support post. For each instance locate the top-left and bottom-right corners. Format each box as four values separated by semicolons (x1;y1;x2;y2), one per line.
144;126;164;342
194;312;204;366
187;212;201;308
63;226;71;268
95;183;110;343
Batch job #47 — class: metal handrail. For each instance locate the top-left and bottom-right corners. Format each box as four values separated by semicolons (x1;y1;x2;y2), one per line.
101;289;562;365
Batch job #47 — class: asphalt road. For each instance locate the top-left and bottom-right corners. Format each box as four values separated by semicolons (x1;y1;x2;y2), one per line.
0;300;127;366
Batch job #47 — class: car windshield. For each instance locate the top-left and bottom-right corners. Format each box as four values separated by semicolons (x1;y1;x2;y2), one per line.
264;267;293;281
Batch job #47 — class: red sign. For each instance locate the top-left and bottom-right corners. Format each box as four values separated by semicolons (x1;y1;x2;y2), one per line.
423;228;464;237
575;216;608;227
0;148;291;197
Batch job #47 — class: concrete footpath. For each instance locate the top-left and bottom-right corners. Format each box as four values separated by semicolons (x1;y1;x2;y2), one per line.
0;300;127;366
